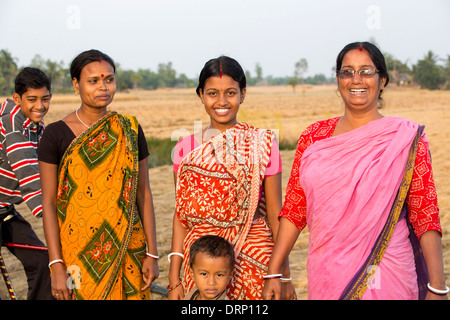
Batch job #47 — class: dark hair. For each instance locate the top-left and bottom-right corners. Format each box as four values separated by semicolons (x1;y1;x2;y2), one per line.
189;235;235;269
15;67;51;97
196;56;246;97
70;49;116;81
336;41;389;100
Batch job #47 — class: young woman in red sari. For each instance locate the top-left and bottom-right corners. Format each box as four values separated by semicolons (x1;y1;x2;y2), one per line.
168;56;295;300
263;42;447;300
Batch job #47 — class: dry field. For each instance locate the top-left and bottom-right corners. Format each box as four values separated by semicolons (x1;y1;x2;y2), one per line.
1;85;449;300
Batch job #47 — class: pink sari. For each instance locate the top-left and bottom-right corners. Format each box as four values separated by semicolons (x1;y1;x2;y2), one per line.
300;117;423;299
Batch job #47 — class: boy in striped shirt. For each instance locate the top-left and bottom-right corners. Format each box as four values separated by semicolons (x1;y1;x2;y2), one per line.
0;67;53;299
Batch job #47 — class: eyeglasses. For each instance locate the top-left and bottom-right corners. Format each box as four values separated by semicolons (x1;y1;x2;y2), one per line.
337;68;379;79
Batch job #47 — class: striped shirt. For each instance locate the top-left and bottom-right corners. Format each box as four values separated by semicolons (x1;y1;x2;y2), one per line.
0;99;44;217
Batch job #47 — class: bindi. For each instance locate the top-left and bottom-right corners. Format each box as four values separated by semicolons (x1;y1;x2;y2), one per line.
359;44;363;52
101;74;104;78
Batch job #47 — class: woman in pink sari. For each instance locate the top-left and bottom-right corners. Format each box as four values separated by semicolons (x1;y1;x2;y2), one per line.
263;42;447;300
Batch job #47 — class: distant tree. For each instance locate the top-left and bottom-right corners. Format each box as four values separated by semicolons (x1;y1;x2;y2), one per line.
176;73;195;88
157;62;177;87
30;54;46;70
130;72;143;89
413;51;446;90
0;49;18;95
383;52;412;86
287;77;297;92
289;58;308;92
442;55;450;90
295;58;308;83
245;70;256;86
115;67;131;91
138;69;158;90
255;63;263;84
45;59;67;90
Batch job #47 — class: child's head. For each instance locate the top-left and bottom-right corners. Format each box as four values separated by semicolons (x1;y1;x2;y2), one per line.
189;235;235;300
12;67;51;123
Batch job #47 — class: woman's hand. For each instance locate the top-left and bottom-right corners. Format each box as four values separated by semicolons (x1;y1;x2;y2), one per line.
281;281;297;300
262;278;282;300
425;291;448;300
167;279;184;300
141;256;159;291
50;263;72;300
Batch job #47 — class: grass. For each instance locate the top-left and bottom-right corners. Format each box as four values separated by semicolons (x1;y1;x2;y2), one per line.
146;134;298;169
146;137;178;168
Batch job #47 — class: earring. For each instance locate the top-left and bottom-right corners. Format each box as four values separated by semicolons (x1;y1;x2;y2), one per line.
75;91;78;96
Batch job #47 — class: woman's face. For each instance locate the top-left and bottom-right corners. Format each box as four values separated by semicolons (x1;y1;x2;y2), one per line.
336;49;386;113
199;74;245;132
73;60;116;109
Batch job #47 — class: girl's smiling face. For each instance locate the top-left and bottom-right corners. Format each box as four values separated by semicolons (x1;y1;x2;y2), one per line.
199;74;246;132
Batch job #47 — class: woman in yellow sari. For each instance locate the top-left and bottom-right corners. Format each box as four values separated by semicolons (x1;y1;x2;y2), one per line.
38;50;159;300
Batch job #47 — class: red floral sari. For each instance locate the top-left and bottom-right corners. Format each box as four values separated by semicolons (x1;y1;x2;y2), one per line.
176;122;276;299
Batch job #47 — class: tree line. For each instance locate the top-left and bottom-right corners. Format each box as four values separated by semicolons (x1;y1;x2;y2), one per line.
1;48;449;95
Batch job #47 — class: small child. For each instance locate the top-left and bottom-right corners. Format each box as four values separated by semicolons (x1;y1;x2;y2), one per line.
185;235;234;300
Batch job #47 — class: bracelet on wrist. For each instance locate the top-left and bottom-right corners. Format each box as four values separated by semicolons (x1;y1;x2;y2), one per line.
168;252;184;263
167;278;182;291
281;277;292;283
145;252;159;259
48;259;64;269
427;283;449;295
263;273;282;280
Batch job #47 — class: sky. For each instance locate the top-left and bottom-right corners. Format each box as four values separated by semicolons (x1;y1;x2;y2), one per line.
0;0;449;79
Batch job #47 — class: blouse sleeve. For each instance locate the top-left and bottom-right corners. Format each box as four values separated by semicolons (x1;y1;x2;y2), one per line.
138;125;149;161
406;136;442;240
278;130;312;231
172;134;196;173
265;139;282;177
38;122;63;165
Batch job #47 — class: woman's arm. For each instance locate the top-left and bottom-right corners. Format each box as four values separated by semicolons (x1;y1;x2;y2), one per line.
420;230;448;300
168;172;186;300
39;161;72;300
262;217;300;300
136;158;159;291
264;173;297;299
264;173;282;241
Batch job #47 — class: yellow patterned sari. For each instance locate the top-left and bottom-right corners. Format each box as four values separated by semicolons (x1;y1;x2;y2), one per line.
56;111;149;300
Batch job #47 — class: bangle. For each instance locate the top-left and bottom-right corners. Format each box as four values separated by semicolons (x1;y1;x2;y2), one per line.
145;253;159;259
168;252;184;263
48;259;64;268
281;277;292;283
263;274;282;280
427;283;449;295
167;278;182;291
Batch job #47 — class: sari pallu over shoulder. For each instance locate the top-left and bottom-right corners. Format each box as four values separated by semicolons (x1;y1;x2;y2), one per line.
300;117;424;300
176;122;275;299
56;112;149;300
339;124;427;300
